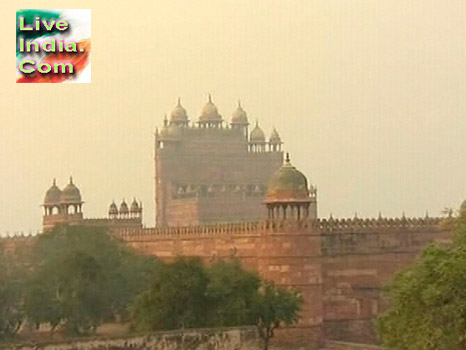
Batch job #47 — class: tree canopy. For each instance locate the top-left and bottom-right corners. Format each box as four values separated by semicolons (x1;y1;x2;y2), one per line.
0;244;25;339
23;225;158;335
252;280;302;350
130;257;302;350
377;208;466;350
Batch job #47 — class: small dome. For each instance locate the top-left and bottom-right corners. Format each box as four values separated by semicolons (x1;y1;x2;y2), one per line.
250;122;265;142
231;100;248;125
199;95;222;122
269;128;281;143
266;154;309;201
130;199;140;213
60;177;82;204
120;200;129;214
170;98;188;123
44;179;62;205
109;201;118;215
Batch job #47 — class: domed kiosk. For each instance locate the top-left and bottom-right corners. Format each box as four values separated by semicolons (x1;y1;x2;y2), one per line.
42;177;84;230
198;94;223;128
169;98;189;127
249;121;266;152
230;100;249;138
264;153;317;221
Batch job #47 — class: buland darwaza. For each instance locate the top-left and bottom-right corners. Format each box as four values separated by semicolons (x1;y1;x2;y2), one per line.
34;96;453;348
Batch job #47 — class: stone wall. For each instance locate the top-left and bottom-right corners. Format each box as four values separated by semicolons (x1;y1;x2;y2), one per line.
1;216;454;346
326;341;380;350
115;217;453;345
116;221;324;348
321;217;452;343
0;328;260;350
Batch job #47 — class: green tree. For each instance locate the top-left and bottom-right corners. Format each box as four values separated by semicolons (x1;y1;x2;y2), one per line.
206;258;260;326
130;257;303;350
377;208;466;350
24;225;157;335
252;280;303;350
130;257;209;331
0;244;25;339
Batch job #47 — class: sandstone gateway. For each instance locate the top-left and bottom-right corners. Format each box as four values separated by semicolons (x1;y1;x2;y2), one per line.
32;97;453;347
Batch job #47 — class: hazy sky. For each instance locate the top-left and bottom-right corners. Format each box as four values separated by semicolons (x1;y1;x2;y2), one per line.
1;0;466;233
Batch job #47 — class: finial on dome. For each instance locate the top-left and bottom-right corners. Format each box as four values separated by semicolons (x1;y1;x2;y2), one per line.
53;178;56;186
69;176;73;184
177;97;181;106
238;99;241;108
285;152;290;164
208;94;212;103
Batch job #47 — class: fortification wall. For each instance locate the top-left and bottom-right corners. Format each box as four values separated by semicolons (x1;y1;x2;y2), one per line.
115;217;452;345
319;217;452;343
1;216;453;346
0;327;260;350
115;220;324;348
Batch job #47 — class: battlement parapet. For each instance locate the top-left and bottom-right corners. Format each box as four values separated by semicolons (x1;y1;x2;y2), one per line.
316;216;444;234
114;216;446;241
0;232;36;240
114;221;267;240
114;219;321;240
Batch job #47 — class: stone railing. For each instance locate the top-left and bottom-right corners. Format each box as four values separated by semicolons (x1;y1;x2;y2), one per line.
0;327;259;350
115;221;268;240
316;216;443;234
113;219;323;240
115;215;446;241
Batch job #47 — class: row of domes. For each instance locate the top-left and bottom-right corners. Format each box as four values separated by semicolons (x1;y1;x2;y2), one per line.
44;156;312;215
109;199;142;215
168;96;251;125
44;178;82;205
249;123;281;143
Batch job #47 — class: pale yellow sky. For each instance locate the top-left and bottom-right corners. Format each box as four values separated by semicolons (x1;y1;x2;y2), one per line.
1;0;466;233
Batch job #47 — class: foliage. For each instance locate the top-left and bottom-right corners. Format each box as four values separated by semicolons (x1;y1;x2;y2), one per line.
0;245;25;339
130;257;209;331
206;259;261;326
23;225;158;335
130;257;303;350
251;280;303;350
377;209;466;350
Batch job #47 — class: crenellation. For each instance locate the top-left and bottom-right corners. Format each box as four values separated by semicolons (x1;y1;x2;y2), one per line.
317;216;442;233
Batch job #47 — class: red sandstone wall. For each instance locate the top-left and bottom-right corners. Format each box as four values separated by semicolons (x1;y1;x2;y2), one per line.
117;221;324;348
117;217;453;345
320;218;452;343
